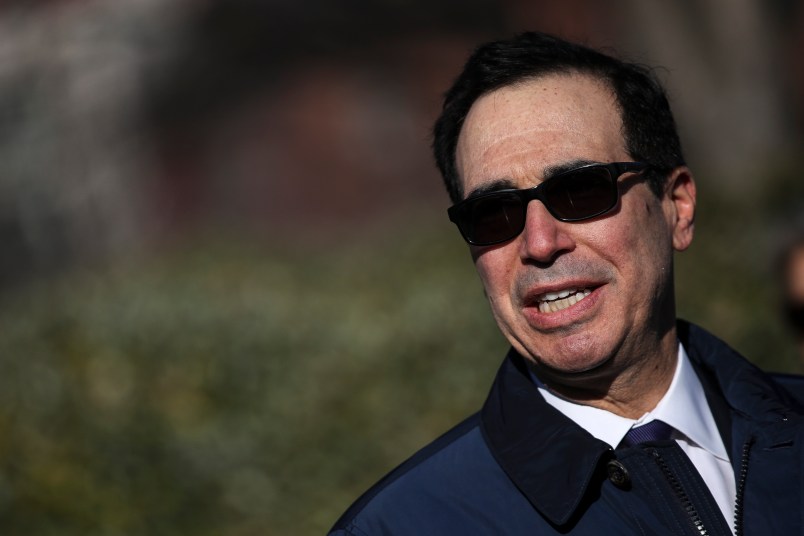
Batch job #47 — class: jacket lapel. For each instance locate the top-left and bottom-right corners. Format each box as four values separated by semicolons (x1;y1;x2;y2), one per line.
480;349;611;526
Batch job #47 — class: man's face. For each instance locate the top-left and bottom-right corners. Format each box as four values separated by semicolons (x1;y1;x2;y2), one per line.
455;73;695;384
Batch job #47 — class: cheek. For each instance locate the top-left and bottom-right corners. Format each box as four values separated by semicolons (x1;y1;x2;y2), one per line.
617;197;671;253
473;249;517;312
474;254;506;299
615;207;675;298
585;201;673;292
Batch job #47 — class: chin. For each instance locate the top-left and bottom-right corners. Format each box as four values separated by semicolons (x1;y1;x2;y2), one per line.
542;353;612;375
520;336;616;377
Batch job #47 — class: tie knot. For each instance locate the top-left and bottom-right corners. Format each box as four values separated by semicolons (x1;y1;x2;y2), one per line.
621;420;674;447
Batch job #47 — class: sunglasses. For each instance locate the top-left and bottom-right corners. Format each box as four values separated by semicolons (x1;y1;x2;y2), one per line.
447;161;649;245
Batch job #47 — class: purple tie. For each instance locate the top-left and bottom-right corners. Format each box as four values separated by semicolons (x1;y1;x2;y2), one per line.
621;420;674;447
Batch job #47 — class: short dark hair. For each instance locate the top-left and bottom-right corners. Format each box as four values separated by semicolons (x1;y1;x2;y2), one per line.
432;32;685;204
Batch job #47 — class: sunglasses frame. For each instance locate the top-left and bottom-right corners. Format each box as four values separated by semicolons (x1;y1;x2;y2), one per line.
448;161;649;246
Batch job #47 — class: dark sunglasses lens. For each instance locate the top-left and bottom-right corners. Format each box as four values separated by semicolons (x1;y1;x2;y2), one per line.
544;167;616;220
463;193;525;244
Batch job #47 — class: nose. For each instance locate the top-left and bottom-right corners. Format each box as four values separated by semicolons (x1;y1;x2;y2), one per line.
519;201;576;263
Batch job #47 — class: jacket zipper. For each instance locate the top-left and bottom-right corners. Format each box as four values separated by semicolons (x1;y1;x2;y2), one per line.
649;449;710;535
733;436;754;536
649;436;755;536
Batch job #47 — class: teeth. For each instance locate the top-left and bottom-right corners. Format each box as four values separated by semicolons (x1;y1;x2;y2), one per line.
543;289;573;301
537;289;591;313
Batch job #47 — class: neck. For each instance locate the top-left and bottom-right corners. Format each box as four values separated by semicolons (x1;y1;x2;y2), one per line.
530;328;679;419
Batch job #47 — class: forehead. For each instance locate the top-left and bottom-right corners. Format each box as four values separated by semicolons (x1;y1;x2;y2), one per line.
455;73;627;193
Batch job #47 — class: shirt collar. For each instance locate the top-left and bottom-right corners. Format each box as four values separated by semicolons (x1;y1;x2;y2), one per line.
534;343;730;461
650;343;730;461
534;375;633;448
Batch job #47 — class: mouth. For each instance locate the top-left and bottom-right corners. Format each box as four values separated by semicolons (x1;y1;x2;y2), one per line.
535;288;592;313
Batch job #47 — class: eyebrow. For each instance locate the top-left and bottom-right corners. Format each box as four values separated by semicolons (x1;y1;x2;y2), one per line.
465;179;518;199
542;158;598;179
464;158;600;199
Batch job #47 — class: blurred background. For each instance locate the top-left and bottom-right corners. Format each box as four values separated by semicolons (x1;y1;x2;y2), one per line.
1;0;803;534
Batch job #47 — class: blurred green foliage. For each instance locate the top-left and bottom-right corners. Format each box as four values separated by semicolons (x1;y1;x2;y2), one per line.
0;193;800;535
0;219;506;535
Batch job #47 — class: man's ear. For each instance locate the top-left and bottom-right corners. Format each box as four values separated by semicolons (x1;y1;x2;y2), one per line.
665;167;696;252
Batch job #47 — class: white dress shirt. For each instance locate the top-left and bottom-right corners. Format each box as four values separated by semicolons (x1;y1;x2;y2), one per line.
533;344;736;533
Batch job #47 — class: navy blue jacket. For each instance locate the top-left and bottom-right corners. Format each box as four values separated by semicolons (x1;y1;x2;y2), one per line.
330;322;804;535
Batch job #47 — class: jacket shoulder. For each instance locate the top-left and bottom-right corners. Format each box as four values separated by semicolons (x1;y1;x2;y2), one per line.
679;320;804;412
329;412;506;534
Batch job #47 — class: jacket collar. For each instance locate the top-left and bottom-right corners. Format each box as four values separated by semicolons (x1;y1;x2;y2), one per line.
479;321;800;527
677;320;799;422
677;321;802;462
479;348;611;527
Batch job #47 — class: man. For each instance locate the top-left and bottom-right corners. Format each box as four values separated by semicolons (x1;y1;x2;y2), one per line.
330;32;804;535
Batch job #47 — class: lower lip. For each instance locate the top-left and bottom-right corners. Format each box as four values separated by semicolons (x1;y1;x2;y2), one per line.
521;286;603;330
